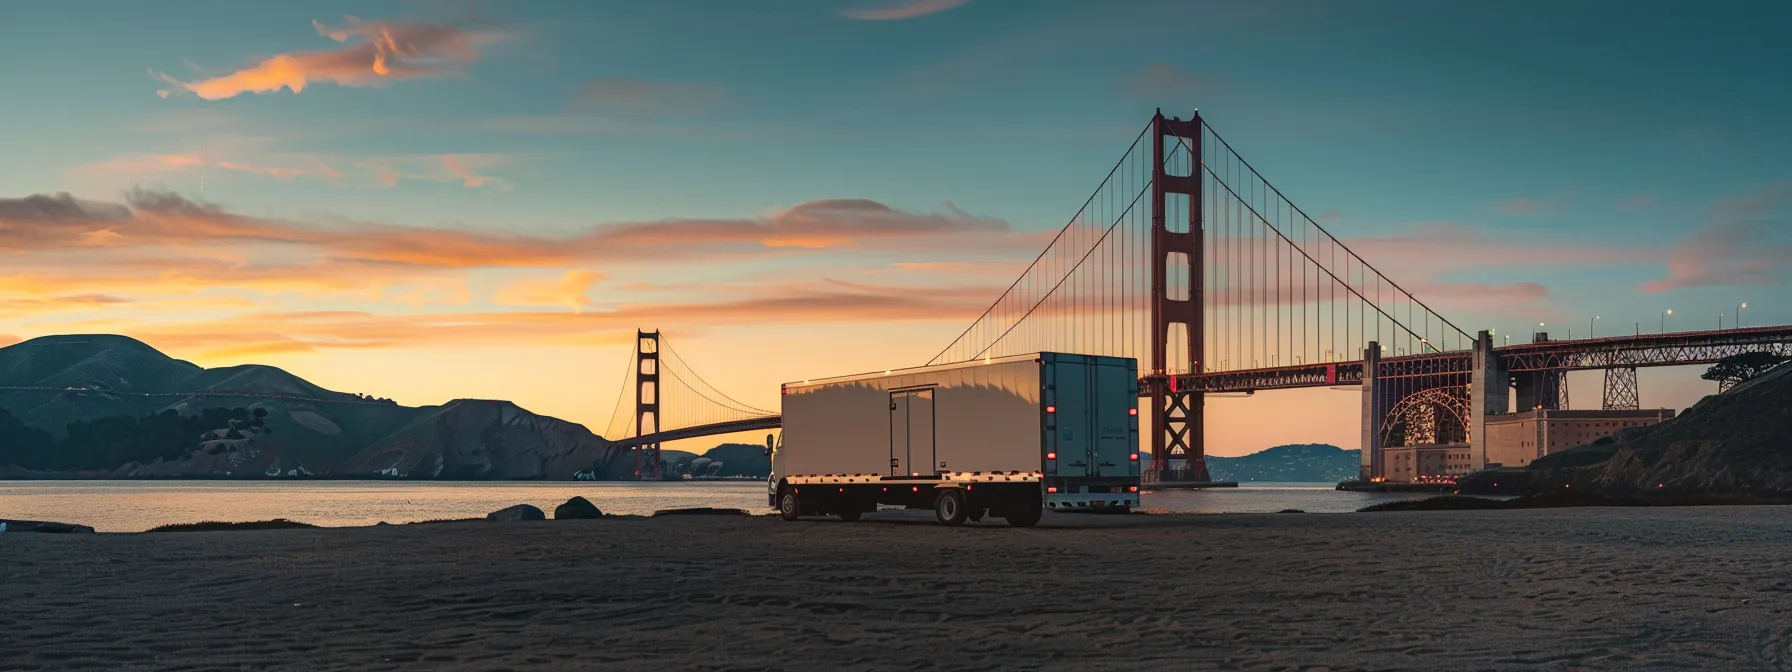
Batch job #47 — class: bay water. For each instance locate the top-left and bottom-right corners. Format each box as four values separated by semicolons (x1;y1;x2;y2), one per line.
0;480;1437;532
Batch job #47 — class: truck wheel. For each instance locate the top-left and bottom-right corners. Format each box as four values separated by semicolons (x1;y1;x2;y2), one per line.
778;490;802;521
935;489;969;526
837;506;863;522
1006;499;1043;528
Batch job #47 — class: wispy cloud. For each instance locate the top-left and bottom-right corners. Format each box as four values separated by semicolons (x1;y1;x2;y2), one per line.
154;15;501;101
493;271;606;312
1617;194;1654;213
76;152;510;190
1121;63;1215;101
1493;197;1553;217
573;78;729;113
1640;179;1792;293
103;278;998;359
840;0;970;21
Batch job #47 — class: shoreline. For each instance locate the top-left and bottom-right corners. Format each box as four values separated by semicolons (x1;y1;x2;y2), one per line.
4;508;1787;670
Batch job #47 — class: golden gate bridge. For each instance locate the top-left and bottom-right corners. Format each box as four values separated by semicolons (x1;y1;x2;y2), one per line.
602;110;1792;481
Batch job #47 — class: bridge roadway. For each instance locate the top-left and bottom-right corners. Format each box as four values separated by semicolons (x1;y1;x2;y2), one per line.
616;325;1792;448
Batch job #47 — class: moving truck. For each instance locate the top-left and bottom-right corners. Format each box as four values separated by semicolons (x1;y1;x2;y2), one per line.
768;353;1140;527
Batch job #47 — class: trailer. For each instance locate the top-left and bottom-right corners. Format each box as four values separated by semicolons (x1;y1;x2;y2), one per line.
768;353;1140;527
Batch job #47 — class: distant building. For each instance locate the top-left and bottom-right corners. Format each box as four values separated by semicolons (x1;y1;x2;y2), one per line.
1382;444;1475;483
1483;408;1676;468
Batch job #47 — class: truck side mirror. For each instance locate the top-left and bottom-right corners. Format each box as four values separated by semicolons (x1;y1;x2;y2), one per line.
764;433;775;457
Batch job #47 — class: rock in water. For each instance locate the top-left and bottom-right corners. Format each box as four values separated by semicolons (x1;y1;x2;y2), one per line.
486;504;546;522
0;519;96;533
554;496;602;520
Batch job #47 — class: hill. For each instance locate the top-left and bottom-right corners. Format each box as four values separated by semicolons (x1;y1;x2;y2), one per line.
665;443;772;479
1460;361;1792;498
0;335;629;480
1142;444;1360;482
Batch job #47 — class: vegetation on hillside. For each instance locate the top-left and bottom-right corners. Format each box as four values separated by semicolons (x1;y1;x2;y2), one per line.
0;407;267;472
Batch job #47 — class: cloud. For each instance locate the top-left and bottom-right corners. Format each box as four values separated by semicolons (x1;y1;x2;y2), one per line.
1121;63;1213;100
103;278;998;359
1494;197;1552;216
573;78;728;112
494;271;606;312
1640;179;1792;293
155;15;499;100
1639;222;1790;293
439;155;490;188
840;0;970;20
1617;194;1654;213
0;190;1033;321
76;152;507;190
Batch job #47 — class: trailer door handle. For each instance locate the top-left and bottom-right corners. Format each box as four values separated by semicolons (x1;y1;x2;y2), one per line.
1098;461;1116;467
1068;461;1088;468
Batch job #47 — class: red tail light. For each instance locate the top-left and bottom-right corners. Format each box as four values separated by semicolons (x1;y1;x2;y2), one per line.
1128;485;1139;492
1129;408;1138;416
1046;452;1057;460
1130;453;1139;461
1046;486;1058;494
1046;405;1056;414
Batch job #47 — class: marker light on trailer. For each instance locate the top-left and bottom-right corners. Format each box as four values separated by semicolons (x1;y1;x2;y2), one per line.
1047;486;1058;494
1129;485;1139;492
1046;405;1056;413
1129;408;1138;416
1130;453;1139;461
1046;452;1057;460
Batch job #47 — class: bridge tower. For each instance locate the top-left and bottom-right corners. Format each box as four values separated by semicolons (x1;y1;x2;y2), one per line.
1150;111;1211;483
634;330;662;480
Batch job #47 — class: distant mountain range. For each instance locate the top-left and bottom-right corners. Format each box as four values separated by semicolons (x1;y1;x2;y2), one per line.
0;335;629;480
1144;444;1361;483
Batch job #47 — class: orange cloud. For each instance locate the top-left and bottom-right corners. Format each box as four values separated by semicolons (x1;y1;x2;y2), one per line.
439;155;489;188
840;0;970;20
79;151;503;190
0;191;1019;269
98;278;995;358
494;271;607;312
155;15;497;101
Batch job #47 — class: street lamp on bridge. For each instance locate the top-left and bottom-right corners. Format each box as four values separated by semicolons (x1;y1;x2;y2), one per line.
1740;302;1748;328
1592;315;1600;338
1662;309;1672;333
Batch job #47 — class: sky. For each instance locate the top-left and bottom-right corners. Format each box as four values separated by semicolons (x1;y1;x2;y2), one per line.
2;0;1790;457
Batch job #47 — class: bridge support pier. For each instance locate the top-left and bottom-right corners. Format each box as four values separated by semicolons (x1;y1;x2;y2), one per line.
1149;110;1209;482
1470;330;1506;470
1603;367;1640;410
634;330;662;481
1360;342;1388;480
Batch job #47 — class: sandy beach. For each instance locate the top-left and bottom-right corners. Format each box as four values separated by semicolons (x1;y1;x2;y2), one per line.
3;508;1790;671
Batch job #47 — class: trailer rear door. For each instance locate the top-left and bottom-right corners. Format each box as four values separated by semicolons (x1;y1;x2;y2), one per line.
889;388;936;476
1091;359;1138;478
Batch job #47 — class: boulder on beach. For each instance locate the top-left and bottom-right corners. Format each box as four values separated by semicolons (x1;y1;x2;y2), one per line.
486;504;546;522
554;496;603;520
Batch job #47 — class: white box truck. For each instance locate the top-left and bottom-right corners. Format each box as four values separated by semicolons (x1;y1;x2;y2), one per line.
768;353;1140;527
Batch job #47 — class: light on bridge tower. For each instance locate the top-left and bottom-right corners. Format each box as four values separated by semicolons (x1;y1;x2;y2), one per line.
634;329;662;480
1148;109;1210;483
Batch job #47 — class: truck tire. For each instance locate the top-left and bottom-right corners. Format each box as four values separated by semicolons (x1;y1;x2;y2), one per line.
935;489;969;526
1005;499;1043;528
778;489;802;521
